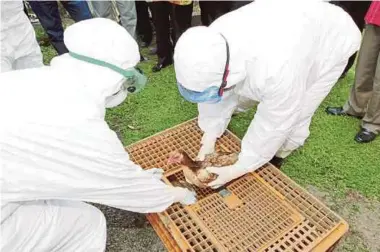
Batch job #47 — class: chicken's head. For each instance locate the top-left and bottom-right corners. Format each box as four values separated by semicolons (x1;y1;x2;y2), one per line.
167;150;185;165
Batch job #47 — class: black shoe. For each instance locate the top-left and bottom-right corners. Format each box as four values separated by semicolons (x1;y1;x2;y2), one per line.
325;107;363;119
152;57;172;72
355;128;377;143
269;156;284;169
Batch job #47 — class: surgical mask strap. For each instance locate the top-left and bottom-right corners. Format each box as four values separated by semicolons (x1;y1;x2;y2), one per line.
218;34;230;97
69;52;134;78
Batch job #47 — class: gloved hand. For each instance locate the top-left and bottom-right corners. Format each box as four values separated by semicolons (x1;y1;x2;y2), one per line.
171;187;197;205
206;164;248;189
197;134;217;161
145;168;164;180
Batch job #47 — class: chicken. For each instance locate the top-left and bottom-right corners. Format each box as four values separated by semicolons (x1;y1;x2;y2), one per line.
167;150;238;188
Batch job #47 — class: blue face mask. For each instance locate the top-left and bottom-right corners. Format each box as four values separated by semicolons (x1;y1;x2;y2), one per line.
177;33;230;104
177;83;222;104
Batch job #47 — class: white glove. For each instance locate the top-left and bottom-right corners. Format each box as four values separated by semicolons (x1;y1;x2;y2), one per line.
197;134;217;161
145;168;164;180
206;164;248;189
171;187;197;205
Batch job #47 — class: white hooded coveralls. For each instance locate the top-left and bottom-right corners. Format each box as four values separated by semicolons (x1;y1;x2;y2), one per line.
1;0;43;73
0;18;188;251
175;1;361;173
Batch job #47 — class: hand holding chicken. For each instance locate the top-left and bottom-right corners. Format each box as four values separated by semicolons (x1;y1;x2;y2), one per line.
205;165;248;189
167;150;239;188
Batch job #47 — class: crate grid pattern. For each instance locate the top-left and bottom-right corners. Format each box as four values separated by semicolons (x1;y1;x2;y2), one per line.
167;204;218;251
126;119;348;251
127;120;240;173
146;214;182;252
264;221;321;252
193;175;302;251
258;167;340;233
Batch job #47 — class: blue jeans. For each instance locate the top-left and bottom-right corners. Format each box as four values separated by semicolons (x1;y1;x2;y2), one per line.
29;0;92;55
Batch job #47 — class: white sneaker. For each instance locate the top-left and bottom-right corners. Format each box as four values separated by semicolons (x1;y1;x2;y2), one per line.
29;14;40;24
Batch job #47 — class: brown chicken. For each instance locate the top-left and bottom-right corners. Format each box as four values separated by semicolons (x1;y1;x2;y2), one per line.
167;150;238;188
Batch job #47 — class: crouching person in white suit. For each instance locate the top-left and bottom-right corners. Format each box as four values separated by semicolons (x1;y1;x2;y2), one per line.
173;1;361;188
0;18;195;252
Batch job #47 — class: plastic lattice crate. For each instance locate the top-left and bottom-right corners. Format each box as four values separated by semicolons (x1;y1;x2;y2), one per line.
126;119;348;252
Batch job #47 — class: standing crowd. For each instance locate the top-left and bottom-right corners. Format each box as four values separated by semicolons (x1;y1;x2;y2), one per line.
6;0;254;72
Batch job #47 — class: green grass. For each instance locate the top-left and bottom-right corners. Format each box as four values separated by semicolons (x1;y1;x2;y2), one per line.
286;77;380;199
36;26;380;200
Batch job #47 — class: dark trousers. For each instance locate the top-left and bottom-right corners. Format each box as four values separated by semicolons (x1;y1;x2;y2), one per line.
29;0;92;55
333;1;371;76
136;1;153;44
230;1;252;11
151;2;193;60
199;1;231;26
199;1;252;26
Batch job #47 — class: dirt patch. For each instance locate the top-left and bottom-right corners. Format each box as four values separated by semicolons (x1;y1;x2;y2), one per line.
307;185;380;252
92;204;165;252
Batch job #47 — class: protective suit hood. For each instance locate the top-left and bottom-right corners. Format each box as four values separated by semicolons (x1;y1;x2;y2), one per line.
57;18;140;107
174;26;246;92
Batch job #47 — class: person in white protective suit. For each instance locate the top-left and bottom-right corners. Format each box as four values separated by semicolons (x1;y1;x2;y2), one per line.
1;0;43;73
174;0;362;188
0;18;195;251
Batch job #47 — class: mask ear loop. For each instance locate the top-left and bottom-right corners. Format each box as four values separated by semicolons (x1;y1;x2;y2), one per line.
69;52;145;94
218;34;230;97
68;51;136;78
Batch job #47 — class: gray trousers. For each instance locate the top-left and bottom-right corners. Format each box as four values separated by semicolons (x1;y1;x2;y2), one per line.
91;0;137;40
344;24;380;134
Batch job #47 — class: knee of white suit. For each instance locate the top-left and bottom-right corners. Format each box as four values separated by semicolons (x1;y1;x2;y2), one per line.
48;202;108;251
81;204;107;250
66;202;107;251
276;129;310;158
1;201;107;252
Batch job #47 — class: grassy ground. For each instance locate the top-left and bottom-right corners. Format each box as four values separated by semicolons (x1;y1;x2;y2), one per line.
34;23;380;251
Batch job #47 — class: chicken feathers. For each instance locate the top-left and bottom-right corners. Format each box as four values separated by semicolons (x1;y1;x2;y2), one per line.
167;150;238;188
